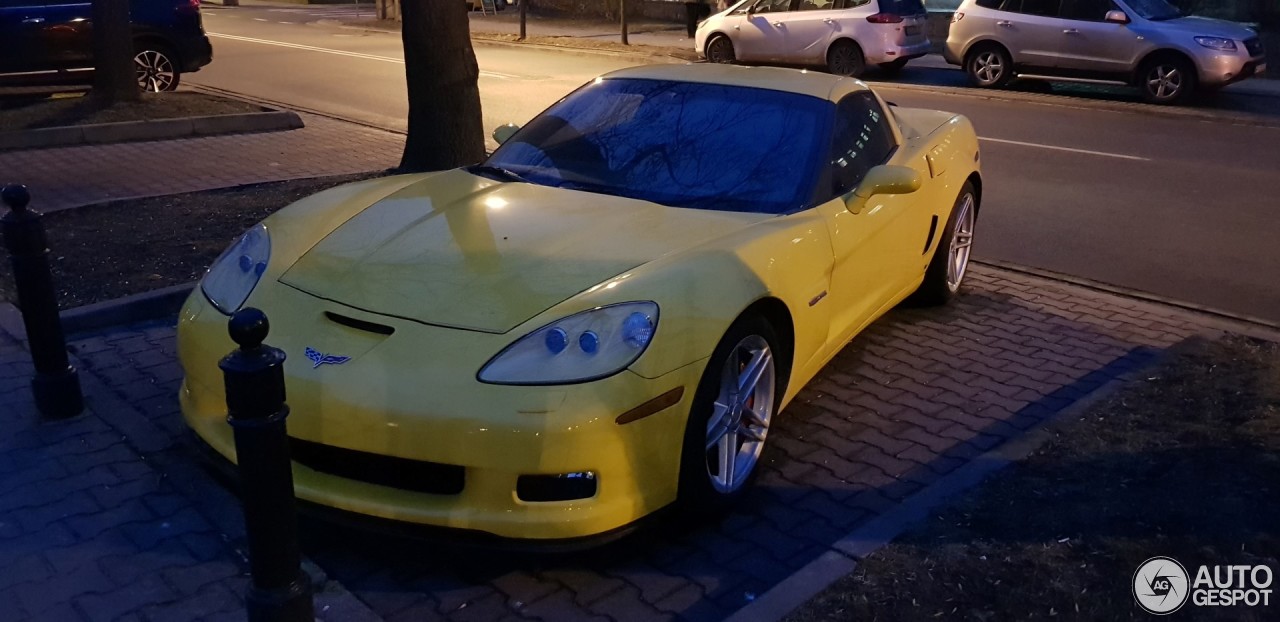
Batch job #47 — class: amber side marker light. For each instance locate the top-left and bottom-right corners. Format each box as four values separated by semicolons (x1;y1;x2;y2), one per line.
616;387;685;425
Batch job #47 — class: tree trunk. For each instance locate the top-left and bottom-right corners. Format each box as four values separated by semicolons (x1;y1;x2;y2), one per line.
398;0;486;172
92;0;139;103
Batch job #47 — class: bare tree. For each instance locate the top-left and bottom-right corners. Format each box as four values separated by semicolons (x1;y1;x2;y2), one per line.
398;0;486;172
92;0;138;103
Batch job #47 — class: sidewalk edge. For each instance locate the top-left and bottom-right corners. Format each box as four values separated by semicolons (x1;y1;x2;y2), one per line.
0;110;304;152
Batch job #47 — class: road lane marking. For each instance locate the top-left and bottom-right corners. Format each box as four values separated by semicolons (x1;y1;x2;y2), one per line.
979;137;1149;161
207;32;520;79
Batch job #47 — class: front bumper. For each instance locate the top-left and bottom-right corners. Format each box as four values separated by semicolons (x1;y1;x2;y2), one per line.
178;287;705;541
1197;49;1266;87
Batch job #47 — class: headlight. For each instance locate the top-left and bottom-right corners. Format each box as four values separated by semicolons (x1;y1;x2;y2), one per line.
1195;36;1236;51
478;302;659;385
201;223;270;315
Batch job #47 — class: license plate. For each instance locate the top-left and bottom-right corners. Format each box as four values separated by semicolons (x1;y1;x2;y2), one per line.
905;25;921;36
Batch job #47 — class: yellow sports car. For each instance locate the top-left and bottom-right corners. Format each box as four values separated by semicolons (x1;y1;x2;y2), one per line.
178;63;982;544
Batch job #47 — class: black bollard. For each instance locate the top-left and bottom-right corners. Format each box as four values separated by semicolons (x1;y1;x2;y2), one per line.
219;308;314;622
1;184;83;419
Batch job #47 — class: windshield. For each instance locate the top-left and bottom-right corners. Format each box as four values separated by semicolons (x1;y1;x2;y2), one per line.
482;78;832;214
1121;0;1184;20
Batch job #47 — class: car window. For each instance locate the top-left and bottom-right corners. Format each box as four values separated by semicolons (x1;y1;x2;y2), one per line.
1059;0;1115;20
797;0;832;10
975;0;1003;8
751;0;794;14
485;78;833;215
1005;0;1061;17
827;92;896;198
877;0;926;16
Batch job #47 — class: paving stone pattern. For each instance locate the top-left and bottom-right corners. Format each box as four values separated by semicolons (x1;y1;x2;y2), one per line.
0;114;402;213
0;264;1240;621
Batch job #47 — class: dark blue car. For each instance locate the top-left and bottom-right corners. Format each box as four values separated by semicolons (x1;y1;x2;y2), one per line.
0;0;213;92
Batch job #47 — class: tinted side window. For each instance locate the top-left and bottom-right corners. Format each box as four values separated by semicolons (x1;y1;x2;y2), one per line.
752;0;794;14
828;93;896;198
1015;0;1062;16
1059;0;1114;20
975;0;1003;8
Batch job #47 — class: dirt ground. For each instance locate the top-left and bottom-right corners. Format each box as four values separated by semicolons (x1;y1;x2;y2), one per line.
0;91;267;132
788;335;1280;621
0;173;382;308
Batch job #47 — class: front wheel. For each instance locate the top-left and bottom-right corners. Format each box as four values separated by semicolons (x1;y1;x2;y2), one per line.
1139;57;1196;105
706;35;735;64
134;44;180;92
678;315;783;514
911;182;977;306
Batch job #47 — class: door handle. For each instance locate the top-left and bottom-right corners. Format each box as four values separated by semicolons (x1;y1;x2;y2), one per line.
823;18;834;24
21;17;45;24
772;21;783;27
1063;28;1080;34
996;20;1012;27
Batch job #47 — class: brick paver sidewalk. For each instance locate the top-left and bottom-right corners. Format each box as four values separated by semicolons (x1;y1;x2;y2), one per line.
0;113;402;213
4;263;1273;621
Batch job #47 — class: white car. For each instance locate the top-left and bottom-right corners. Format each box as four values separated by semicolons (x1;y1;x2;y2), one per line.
696;0;932;77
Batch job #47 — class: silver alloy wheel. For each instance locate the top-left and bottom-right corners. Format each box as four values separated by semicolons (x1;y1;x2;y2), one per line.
972;51;1004;85
707;36;734;63
1146;63;1183;100
947;192;976;291
135;50;176;92
705;334;775;494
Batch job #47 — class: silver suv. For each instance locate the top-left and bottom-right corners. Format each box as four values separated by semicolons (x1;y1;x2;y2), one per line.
944;0;1267;104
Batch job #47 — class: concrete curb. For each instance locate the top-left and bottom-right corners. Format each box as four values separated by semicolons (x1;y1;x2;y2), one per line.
725;341;1180;622
0;110;305;151
867;79;1280;128
61;282;196;335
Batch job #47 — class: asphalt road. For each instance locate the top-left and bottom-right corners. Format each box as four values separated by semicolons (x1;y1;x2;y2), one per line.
191;6;1280;323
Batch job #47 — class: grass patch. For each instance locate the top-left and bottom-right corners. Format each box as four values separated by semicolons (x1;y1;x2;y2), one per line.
788;335;1280;621
0;91;268;132
0;173;383;308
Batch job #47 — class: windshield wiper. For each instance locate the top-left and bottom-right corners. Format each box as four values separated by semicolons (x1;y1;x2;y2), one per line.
467;164;530;183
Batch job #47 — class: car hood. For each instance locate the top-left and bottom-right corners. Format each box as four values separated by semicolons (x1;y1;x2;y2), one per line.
279;170;765;334
1155;16;1257;40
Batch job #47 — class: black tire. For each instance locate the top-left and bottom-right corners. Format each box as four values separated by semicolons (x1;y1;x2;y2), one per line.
965;44;1012;88
826;39;865;78
1138;56;1197;105
677;314;785;516
911;182;977;306
706;35;735;64
134;42;180;92
877;58;909;77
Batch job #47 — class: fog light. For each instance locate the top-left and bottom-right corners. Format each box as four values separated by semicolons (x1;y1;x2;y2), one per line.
516;471;597;502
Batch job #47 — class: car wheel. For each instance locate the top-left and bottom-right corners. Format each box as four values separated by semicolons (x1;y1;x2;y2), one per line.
877;58;909;77
134;44;179;92
1139;57;1196;105
826;40;865;77
678;314;783;514
706;35;735;64
911;182;977;306
966;45;1012;88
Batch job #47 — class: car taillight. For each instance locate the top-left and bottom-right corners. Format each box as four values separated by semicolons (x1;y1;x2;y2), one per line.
178;0;199;13
866;13;905;24
952;12;964;23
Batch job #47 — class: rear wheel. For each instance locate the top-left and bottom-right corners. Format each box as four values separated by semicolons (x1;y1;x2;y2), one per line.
678;315;783;514
134;43;179;92
826;40;865;78
706;35;736;64
1139;56;1196;105
966;45;1012;88
911;182;977;306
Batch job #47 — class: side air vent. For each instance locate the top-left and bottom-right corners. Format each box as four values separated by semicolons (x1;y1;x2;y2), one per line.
923;215;938;255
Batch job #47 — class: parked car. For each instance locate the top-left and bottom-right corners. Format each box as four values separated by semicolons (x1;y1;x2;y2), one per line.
696;0;932;77
944;0;1267;104
177;63;982;544
0;0;213;93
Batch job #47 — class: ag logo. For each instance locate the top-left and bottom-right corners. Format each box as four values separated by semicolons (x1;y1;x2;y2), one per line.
1134;557;1190;615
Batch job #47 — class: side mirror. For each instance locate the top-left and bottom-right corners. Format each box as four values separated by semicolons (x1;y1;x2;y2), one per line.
845;165;922;214
492;123;521;145
1104;10;1129;24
